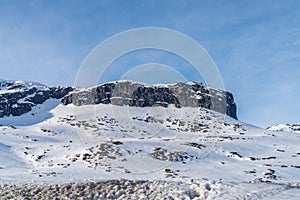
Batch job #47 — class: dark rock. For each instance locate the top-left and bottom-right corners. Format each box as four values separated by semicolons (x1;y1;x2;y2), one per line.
62;81;238;119
0;80;237;119
0;82;73;118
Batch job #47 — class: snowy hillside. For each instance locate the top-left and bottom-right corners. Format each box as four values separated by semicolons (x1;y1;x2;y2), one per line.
0;81;299;199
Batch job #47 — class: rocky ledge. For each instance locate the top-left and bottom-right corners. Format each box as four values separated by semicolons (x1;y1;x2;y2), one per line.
62;81;237;119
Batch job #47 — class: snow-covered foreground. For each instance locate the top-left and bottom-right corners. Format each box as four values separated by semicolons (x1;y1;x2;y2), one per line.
0;99;299;198
1;179;300;199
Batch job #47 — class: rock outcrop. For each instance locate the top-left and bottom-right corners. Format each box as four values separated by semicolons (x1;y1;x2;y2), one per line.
62;81;237;119
0;80;73;118
0;80;237;119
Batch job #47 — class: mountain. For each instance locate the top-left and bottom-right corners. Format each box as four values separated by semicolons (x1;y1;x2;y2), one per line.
0;80;237;119
0;80;299;199
0;79;73;118
267;124;300;133
0;79;45;90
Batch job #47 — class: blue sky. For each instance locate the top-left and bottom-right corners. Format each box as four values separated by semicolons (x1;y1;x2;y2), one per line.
0;0;299;128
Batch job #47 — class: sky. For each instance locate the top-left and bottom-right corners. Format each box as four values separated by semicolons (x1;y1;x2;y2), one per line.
0;0;299;128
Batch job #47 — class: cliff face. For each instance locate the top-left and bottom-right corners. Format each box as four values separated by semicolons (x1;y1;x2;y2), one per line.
0;80;73;118
62;81;237;119
0;80;237;119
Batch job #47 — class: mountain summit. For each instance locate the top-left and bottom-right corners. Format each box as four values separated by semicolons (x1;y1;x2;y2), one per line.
267;124;300;133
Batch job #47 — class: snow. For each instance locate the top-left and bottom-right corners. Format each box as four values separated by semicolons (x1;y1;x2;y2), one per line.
0;79;44;89
0;99;61;126
267;124;300;133
0;79;46;97
0;97;299;198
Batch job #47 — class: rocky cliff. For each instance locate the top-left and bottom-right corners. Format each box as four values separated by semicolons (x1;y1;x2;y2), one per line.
0;80;237;119
0;80;73;118
62;81;237;119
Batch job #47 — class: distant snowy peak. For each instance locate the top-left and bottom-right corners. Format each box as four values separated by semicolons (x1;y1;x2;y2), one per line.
0;79;45;91
267;124;300;133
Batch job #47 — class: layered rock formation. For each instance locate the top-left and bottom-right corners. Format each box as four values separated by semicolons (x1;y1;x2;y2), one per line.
62;81;237;119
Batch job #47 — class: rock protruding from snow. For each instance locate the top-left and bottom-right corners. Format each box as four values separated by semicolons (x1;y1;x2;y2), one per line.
267;124;300;133
0;79;73;118
0;179;219;199
62;81;237;119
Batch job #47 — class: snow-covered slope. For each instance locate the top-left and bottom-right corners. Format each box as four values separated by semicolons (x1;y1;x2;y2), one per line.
0;103;299;198
0;81;299;198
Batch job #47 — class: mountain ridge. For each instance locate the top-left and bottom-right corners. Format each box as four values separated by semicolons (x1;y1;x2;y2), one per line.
62;80;237;119
0;79;237;119
0;79;73;118
267;124;300;133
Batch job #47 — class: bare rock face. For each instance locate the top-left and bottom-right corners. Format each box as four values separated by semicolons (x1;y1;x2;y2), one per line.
62;81;237;119
0;80;73;118
0;80;237;119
